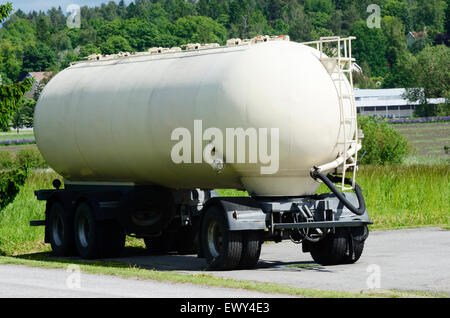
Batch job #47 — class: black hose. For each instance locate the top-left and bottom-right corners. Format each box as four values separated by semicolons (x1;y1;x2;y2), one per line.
310;169;366;216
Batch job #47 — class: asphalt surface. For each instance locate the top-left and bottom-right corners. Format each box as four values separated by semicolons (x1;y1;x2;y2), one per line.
0;264;289;298
1;227;448;297
111;227;450;295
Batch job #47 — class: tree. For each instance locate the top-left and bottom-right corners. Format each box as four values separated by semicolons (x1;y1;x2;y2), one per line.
382;51;417;89
36;17;50;44
248;10;273;37
79;44;101;57
0;2;30;211
0;40;22;83
11;98;36;132
122;18;159;51
22;42;57;73
350;20;388;77
197;0;210;16
404;45;450;116
50;31;73;51
304;0;334;15
0;1;12;22
382;16;406;67
171;16;227;44
287;5;313;42
412;0;447;35
61;52;80;69
446;0;450;33
1;2;34;131
100;35;133;54
341;3;360;33
383;0;409;29
267;0;285;22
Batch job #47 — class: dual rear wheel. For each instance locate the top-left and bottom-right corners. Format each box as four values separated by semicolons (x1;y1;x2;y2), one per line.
308;226;367;265
200;206;263;270
48;201;125;259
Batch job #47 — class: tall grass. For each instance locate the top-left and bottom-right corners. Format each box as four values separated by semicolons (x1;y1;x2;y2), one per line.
317;165;449;229
0;171;58;256
219;165;449;230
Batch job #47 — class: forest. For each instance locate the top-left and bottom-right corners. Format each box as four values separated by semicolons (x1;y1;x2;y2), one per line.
0;0;449;128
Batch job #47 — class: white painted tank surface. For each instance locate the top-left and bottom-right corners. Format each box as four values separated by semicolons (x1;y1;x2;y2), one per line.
34;40;356;196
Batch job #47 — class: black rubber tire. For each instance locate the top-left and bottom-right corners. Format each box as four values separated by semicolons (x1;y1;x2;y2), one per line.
309;227;367;265
239;231;262;269
74;202;125;259
342;227;366;264
309;228;349;265
201;206;243;270
47;201;76;256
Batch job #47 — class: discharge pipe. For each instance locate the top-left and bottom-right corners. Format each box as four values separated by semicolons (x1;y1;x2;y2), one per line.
310;168;366;216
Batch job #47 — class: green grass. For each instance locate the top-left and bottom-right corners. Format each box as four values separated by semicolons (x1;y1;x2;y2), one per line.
0;171;57;256
316;165;449;229
352;165;449;229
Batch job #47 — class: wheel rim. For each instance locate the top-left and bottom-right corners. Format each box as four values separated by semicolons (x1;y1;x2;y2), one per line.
207;221;223;258
77;213;90;248
51;213;64;247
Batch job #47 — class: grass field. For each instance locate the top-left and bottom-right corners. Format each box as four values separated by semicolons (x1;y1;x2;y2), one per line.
393;122;450;161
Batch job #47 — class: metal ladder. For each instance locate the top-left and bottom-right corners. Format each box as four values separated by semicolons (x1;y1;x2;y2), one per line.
302;36;359;191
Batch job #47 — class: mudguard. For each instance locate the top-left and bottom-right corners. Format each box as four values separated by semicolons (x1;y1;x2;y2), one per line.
202;197;267;231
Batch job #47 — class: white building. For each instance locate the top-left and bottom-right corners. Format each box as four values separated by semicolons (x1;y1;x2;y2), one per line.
354;88;446;118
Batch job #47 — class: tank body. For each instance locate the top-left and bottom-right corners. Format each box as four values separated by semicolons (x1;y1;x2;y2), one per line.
34;40;355;196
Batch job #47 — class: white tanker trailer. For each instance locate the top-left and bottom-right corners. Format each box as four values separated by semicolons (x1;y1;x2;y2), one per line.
32;36;371;270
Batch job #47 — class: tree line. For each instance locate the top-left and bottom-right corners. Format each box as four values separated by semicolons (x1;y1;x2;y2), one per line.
0;0;449;125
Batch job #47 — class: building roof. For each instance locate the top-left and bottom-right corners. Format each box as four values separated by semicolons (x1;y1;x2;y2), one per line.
354;88;446;107
26;71;52;82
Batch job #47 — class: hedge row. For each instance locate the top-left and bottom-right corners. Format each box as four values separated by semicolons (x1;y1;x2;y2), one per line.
0;148;48;170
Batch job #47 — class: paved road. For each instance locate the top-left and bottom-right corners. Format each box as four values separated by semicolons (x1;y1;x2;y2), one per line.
0;264;289;298
112;227;450;295
1;228;448;297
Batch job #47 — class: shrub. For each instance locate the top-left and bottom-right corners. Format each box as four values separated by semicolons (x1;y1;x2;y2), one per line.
0;167;28;210
358;116;411;165
16;148;48;169
0;150;15;169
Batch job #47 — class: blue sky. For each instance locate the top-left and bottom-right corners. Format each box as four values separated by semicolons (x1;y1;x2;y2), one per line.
9;0;134;13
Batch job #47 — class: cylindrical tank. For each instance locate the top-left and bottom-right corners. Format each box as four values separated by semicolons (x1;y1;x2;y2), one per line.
34;40;355;196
